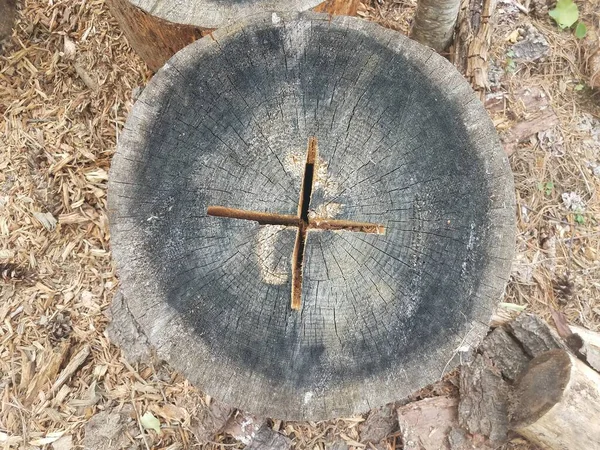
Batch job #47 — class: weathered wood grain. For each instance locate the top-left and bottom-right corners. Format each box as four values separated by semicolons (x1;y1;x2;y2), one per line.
108;12;515;420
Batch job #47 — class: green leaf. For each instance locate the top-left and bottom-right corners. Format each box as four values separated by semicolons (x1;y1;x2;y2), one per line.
545;181;554;196
506;58;516;73
549;0;579;29
574;83;585;91
575;214;585;224
575;22;587;38
140;412;162;435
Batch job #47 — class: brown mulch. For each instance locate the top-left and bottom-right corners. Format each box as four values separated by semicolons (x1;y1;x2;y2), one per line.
1;0;598;449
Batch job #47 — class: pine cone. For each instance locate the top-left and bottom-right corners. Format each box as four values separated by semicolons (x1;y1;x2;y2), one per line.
0;263;34;284
554;273;575;302
47;312;73;345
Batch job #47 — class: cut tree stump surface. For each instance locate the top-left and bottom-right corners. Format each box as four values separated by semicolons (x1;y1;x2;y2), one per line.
128;0;325;29
108;12;515;420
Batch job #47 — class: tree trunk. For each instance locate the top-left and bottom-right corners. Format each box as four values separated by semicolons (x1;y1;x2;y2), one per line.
0;0;17;43
107;0;360;71
411;0;461;52
509;349;600;450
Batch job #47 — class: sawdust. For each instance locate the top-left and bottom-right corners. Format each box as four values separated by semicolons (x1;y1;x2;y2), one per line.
0;0;599;449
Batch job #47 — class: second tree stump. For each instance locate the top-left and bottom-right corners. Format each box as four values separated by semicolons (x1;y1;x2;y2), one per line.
107;0;361;70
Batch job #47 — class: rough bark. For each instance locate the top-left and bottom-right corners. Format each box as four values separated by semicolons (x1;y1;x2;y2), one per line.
189;400;234;444
458;353;509;443
0;0;17;43
106;290;152;364
398;396;493;450
245;425;292;450
410;0;461;52
359;404;397;444
398;396;458;450
108;0;359;71
109;11;515;420
452;0;498;99
507;313;567;358
509;349;600;450
480;327;529;381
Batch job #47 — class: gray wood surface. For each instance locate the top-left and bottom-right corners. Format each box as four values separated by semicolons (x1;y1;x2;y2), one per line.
108;12;515;420
129;0;324;28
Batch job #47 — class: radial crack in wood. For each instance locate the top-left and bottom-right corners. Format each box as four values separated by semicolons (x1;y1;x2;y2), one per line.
208;137;384;310
108;12;515;420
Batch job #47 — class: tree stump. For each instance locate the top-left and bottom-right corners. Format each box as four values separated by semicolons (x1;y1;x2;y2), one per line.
107;0;361;71
510;349;600;449
108;12;515;420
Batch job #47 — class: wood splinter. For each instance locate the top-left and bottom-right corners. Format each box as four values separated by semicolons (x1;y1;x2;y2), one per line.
207;137;385;310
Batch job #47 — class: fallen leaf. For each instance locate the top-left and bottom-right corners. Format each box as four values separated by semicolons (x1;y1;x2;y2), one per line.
549;0;579;29
575;22;587;39
140;411;162;435
63;36;76;59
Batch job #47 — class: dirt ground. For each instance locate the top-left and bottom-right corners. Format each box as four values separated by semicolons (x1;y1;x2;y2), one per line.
0;0;598;449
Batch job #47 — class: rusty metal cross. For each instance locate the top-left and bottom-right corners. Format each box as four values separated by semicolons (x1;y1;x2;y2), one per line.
207;137;385;310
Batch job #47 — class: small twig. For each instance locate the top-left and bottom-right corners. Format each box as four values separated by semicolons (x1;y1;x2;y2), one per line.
131;395;152;450
26;118;58;124
511;0;529;14
50;345;90;395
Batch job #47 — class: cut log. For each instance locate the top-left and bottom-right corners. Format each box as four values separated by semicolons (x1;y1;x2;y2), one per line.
108;11;515;420
106;290;152;364
107;0;360;71
106;0;205;72
509;349;600;450
570;325;600;372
